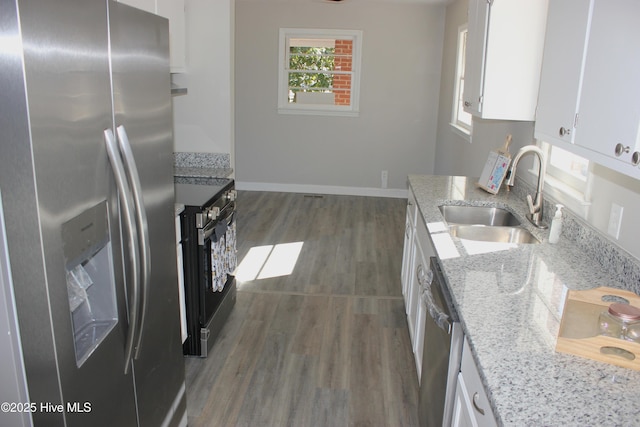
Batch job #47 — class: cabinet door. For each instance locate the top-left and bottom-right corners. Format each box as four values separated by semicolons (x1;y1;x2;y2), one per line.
576;0;640;168
535;0;593;145
401;191;417;300
459;339;497;427
407;234;425;345
412;215;432;382
414;293;427;382
452;374;475;427
462;0;489;117
401;215;414;300
464;0;548;120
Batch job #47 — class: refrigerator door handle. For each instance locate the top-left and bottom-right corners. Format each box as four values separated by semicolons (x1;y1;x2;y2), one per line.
104;128;141;374
116;125;151;360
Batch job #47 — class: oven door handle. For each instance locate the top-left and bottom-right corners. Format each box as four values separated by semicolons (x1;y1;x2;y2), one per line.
104;129;140;375
220;203;235;225
198;203;235;246
116;125;150;360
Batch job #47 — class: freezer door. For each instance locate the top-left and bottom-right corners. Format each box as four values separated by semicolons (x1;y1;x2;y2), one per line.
9;0;138;425
109;3;187;427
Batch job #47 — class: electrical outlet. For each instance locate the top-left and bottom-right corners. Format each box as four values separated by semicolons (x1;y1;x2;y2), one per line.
381;170;388;189
608;203;624;239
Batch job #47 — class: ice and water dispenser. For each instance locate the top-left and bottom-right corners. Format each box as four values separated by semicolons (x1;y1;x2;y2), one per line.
62;201;118;367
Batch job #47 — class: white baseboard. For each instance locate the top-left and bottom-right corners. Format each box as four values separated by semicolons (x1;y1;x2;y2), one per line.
235;181;408;199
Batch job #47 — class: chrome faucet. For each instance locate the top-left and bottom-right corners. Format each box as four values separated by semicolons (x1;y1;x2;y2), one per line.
505;145;548;229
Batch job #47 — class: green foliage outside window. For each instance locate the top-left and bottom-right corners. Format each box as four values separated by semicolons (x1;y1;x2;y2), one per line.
288;46;335;92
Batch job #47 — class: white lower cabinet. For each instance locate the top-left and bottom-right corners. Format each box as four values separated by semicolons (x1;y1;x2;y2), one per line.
452;338;497;427
452;373;476;427
401;187;434;382
401;190;417;301
414;286;427;382
407;231;427;377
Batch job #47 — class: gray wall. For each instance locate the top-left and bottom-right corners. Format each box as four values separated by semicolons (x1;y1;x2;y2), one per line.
234;0;446;195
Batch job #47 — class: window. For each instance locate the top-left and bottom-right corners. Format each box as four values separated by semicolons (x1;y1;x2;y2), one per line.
544;143;589;191
451;25;472;138
278;28;362;116
536;141;592;208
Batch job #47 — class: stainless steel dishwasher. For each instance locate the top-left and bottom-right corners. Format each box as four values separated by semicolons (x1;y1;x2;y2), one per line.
418;257;463;427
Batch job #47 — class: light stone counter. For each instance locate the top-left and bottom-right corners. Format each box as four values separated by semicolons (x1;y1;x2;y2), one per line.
173;152;233;181
409;175;640;427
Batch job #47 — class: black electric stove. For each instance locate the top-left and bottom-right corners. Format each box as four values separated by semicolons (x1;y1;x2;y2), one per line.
174;177;237;357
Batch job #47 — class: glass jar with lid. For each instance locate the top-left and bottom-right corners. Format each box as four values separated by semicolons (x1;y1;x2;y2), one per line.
598;303;640;343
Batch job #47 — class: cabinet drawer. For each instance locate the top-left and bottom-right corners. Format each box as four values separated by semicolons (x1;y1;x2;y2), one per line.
460;339;497;427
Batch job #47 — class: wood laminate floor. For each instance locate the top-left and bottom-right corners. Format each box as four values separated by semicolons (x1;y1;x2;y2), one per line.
184;191;419;427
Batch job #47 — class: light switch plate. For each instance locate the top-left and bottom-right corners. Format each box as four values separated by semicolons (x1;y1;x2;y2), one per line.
608;203;623;239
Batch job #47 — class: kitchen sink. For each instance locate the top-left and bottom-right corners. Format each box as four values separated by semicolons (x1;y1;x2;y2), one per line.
438;205;521;227
448;225;540;244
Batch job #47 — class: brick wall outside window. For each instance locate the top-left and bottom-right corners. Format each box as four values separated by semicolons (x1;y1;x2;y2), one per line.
333;40;352;106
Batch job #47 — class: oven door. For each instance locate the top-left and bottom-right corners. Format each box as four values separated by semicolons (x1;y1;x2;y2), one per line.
196;202;237;357
199;202;236;291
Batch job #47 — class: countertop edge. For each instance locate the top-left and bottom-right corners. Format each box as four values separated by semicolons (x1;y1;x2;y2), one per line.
173;166;234;179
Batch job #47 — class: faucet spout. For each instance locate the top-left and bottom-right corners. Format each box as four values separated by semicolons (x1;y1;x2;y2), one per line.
505;145;548;229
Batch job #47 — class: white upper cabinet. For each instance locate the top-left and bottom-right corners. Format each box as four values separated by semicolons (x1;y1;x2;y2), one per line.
535;0;640;179
463;0;489;118
575;0;640;175
117;0;186;73
463;0;549;121
534;0;592;146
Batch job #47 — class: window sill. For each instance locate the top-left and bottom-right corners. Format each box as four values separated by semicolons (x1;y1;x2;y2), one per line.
450;122;472;142
277;107;360;118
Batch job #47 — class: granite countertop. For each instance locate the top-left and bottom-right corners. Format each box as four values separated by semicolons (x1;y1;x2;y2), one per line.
409;175;640;427
173;152;234;181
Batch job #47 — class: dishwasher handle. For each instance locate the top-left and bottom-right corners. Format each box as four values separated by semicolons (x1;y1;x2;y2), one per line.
419;264;452;334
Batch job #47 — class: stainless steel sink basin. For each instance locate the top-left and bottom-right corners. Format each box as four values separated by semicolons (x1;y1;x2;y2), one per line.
439;205;521;227
448;225;540;244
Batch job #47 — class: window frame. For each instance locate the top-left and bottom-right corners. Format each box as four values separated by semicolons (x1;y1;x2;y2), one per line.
543;142;590;193
528;141;593;213
277;28;363;117
451;24;472;140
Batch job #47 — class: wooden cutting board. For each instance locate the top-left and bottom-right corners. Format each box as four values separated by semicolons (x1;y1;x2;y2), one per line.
556;287;640;370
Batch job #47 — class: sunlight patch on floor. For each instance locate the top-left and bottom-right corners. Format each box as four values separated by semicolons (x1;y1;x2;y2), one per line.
236;241;304;281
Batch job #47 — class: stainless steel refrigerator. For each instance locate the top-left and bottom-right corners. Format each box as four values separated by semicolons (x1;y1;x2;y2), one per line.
0;0;187;426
